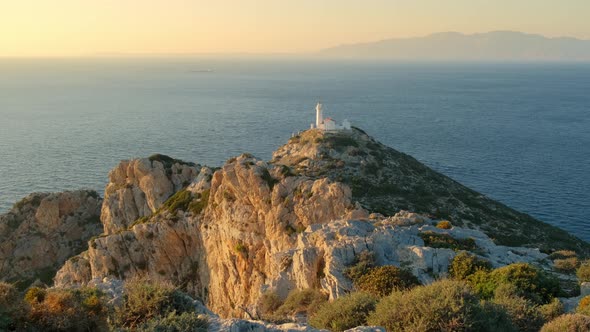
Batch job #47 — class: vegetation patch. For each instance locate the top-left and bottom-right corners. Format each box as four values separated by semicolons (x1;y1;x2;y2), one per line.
324;134;359;151
367;279;512;332
538;298;565;322
467;263;561;303
113;278;196;330
261;289;327;323
419;231;477;251
160;189;192;214
257;291;283;320
188;189;210;215
553;257;579;273
449;251;492;280
436;220;453;229
344;251;376;281
234;242;248;257
492;283;545;332
0;282;28;331
354;265;421;297
140;311;207;331
540;314;590;332
130;215;150;228
549;250;577;260
25;286;106;331
576;260;590;282
309;292;377;331
12;194;42;211
576;295;590;316
148;154;195;167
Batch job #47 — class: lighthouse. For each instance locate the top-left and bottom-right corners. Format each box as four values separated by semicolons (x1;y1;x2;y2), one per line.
315;102;324;128
310;102;351;131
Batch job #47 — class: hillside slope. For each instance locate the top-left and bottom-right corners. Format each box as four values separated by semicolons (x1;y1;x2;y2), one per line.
272;128;589;254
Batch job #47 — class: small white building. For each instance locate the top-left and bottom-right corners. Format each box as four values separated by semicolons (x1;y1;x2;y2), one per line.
310;102;351;131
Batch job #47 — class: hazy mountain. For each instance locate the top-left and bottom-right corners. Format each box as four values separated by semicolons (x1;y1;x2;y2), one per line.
320;31;590;61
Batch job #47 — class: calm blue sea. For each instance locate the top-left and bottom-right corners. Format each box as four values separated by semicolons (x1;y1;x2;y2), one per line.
0;58;589;241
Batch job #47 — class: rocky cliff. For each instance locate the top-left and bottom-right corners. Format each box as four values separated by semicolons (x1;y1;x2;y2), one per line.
101;154;200;234
52;127;590;319
0;190;102;288
273;128;589;253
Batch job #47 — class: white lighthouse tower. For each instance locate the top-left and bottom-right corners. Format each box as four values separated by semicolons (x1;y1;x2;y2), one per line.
315;102;324;128
310;102;351;131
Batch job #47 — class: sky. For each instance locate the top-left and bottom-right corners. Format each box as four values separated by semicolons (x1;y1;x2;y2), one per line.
1;0;589;57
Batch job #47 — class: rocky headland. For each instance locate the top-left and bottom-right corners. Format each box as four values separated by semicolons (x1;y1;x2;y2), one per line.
2;127;589;331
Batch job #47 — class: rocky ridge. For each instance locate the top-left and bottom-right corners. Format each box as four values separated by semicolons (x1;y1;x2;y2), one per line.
51;127;589;320
273;128;589;253
0;190;102;288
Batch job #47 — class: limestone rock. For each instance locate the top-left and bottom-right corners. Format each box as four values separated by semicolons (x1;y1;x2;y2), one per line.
0;190;102;287
207;317;327;332
265;218;548;304
101;155;200;234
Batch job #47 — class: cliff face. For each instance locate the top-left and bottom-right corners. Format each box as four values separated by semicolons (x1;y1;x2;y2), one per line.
56;154;365;316
53;128;589;318
0;190;102;288
101;154;200;234
200;155;365;316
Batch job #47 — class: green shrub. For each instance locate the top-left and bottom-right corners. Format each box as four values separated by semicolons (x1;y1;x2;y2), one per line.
354;265;420;297
309;292;377;331
139;311;207;332
479;302;517;332
436;220;453;229
257;291;283;319
27;287;106;331
449;251;492;280
492;283;545;332
24;286;47;303
576;295;590;316
540;314;590;332
467;270;498;300
539;298;564;322
576;260;590;282
113;278;194;329
324;135;359;150
0;282;28;331
274;289;327;318
419;231;477;251
367;279;502;332
344;251;376;281
549;250;577;260
554;257;579;272
468;263;561;303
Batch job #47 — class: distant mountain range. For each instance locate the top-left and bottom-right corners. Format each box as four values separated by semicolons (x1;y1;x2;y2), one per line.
319;31;590;61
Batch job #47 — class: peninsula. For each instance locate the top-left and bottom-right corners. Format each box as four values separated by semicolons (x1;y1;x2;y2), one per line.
1;119;589;331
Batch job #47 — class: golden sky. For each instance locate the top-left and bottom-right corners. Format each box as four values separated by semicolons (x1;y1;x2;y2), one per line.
1;0;589;57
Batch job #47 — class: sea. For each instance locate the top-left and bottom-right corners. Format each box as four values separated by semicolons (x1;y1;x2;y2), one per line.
1;58;589;241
